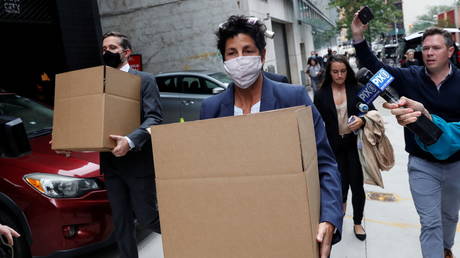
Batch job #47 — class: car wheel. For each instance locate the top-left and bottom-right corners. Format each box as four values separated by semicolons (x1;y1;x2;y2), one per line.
0;209;31;258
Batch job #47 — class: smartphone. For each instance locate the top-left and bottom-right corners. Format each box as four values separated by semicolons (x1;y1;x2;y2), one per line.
347;116;356;124
358;6;374;25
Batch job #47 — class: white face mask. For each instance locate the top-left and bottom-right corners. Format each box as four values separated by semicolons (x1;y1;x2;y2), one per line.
223;56;263;89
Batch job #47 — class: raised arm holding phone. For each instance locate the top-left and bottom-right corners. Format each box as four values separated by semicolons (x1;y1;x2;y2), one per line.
352;6;460;258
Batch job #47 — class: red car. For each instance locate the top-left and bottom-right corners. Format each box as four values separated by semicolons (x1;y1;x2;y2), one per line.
0;92;113;257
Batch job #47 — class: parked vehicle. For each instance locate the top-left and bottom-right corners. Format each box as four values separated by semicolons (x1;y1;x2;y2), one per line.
156;70;230;123
397;28;460;68
0;92;113;257
382;43;399;67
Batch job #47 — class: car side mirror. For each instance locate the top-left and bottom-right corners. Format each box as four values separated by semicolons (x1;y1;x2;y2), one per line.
0;116;31;158
212;87;225;95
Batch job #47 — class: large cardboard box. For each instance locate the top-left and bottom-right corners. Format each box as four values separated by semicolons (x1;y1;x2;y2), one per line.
52;66;140;151
151;106;320;258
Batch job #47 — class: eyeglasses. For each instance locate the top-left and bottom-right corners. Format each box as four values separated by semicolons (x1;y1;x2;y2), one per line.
218;16;275;39
0;236;13;258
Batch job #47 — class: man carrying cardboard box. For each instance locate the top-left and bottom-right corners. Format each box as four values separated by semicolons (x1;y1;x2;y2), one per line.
101;31;163;258
200;15;343;257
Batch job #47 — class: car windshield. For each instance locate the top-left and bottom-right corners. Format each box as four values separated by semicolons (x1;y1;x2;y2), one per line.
0;94;53;138
208;72;232;84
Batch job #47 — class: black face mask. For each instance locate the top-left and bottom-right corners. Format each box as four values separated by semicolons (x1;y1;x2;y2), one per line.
103;51;122;68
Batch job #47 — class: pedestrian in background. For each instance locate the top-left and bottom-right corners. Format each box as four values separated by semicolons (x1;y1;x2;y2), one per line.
314;54;373;241
352;9;460;257
101;31;162;258
401;49;420;67
305;57;323;94
315;51;325;67
323;48;333;64
201;15;343;257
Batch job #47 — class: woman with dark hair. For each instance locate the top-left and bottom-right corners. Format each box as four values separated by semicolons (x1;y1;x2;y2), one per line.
314;55;374;241
200;15;343;256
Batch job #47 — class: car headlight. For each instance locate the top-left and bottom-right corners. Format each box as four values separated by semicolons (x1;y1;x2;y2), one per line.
24;173;102;198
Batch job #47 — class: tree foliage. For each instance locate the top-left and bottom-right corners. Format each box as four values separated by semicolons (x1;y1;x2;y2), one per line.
313;28;337;49
328;0;403;41
409;5;455;33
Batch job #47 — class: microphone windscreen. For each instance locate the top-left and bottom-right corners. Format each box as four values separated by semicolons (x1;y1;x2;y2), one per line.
356;67;373;85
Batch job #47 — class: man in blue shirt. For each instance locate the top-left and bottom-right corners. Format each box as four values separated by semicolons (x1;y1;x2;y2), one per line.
352;11;460;258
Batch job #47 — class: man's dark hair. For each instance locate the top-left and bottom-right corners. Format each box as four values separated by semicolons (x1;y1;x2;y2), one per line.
422;27;454;48
216;15;266;59
322;54;357;88
103;31;132;50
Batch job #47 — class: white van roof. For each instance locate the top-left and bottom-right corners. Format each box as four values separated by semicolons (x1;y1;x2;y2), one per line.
405;28;460;41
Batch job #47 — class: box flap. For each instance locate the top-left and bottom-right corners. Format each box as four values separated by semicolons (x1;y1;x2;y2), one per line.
104;66;141;100
296;107;317;174
55;66;104;99
296;106;320;253
151;106;312;179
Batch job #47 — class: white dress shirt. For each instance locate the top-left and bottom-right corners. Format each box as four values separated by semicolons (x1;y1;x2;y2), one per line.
234;101;261;116
119;63;135;150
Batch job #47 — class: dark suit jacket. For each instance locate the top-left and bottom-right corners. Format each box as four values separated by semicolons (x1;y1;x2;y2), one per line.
314;83;375;152
100;68;163;177
264;71;289;83
200;75;343;244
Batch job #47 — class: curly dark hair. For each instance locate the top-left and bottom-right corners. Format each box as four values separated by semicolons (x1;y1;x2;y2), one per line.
216;15;266;60
322;55;357;88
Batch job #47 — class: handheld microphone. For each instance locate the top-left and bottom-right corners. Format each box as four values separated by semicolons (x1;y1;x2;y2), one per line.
356;67;443;146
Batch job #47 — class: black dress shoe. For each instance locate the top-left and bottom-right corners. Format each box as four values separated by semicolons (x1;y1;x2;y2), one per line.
354;225;366;241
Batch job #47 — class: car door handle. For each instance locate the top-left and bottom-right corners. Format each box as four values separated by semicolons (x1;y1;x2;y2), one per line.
181;100;195;106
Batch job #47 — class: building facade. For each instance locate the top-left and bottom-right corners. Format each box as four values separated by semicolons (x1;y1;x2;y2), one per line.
97;0;337;84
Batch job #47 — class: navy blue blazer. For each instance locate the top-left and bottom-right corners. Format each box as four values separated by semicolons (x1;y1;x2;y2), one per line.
200;75;343;244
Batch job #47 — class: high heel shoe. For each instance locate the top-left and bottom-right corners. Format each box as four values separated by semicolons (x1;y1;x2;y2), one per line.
354;225;366;241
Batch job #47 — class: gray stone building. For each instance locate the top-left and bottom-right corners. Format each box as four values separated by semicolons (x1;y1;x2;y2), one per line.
98;0;337;84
